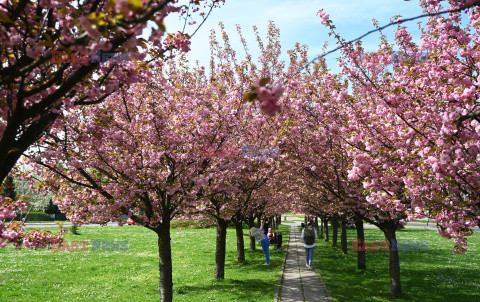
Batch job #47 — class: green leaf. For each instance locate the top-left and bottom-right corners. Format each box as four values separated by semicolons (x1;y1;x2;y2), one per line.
127;0;144;14
87;12;97;20
158;21;166;32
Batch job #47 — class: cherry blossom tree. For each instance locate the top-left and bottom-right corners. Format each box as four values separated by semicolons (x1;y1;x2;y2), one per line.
276;50;375;268
308;0;480;295
0;0;225;251
331;0;480;253
30;65;215;300
189;21;287;276
0;0;224;183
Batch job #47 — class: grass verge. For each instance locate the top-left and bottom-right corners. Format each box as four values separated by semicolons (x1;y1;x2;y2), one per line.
315;227;480;302
0;224;289;301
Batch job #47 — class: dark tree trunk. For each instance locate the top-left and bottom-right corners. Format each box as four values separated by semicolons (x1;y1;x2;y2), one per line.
324;218;329;242
0;109;60;186
341;219;348;254
233;219;245;262
354;217;366;270
157;220;173;302
383;224;402;295
247;218;256;250
320;218;324;238
257;216;261;228
331;217;338;247
215;218;228;279
314;217;319;232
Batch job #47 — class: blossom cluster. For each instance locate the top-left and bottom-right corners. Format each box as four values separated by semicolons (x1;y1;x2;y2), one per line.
163;32;191;53
243;77;284;116
317;9;330;25
256;82;284;116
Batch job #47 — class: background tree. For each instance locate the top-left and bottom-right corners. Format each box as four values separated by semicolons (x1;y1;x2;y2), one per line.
32;71;210;301
45;198;60;218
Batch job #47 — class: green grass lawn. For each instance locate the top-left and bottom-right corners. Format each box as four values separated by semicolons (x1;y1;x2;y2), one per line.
0;224;289;301
315;227;480;302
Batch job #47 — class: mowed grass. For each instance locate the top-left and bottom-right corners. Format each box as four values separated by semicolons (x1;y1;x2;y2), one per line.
0;224;289;301
315;226;480;302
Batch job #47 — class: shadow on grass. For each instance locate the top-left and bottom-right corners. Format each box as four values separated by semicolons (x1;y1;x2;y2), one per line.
175;278;273;300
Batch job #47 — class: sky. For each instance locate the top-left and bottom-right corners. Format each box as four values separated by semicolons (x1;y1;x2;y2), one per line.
163;0;427;74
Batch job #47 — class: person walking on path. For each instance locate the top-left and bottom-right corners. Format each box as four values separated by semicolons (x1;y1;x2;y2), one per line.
244;226;270;265
277;223;332;301
301;220;317;269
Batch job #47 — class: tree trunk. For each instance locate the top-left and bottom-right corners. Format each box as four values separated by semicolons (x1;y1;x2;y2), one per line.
320;218;324;238
354;217;366;270
247;218;256;250
250;236;256;250
341;219;348;254
257;216;261;228
215;218;228;279
314;217;319;232
324;219;329;242
383;224;402;295
157;220;173;302
233;219;245;262
331;217;338;247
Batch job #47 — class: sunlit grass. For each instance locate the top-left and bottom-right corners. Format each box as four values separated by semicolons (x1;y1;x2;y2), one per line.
315;227;480;302
0;224;289;301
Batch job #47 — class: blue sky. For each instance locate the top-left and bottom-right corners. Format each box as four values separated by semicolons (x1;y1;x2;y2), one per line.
164;0;426;74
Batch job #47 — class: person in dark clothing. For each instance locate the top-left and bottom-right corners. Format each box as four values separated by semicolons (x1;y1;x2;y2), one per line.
301;220;318;269
262;220;270;235
267;228;275;245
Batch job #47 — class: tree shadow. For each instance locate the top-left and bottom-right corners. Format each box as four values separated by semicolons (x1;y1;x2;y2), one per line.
175;279;274;301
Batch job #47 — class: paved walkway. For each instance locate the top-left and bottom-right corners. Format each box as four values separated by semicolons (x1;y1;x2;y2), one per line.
276;223;332;302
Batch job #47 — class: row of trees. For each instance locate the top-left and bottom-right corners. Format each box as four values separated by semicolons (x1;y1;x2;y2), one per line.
27;22;290;301
282;0;480;295
2;0;480;301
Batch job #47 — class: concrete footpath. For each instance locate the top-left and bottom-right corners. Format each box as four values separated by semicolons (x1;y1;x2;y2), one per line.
276;223;332;302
